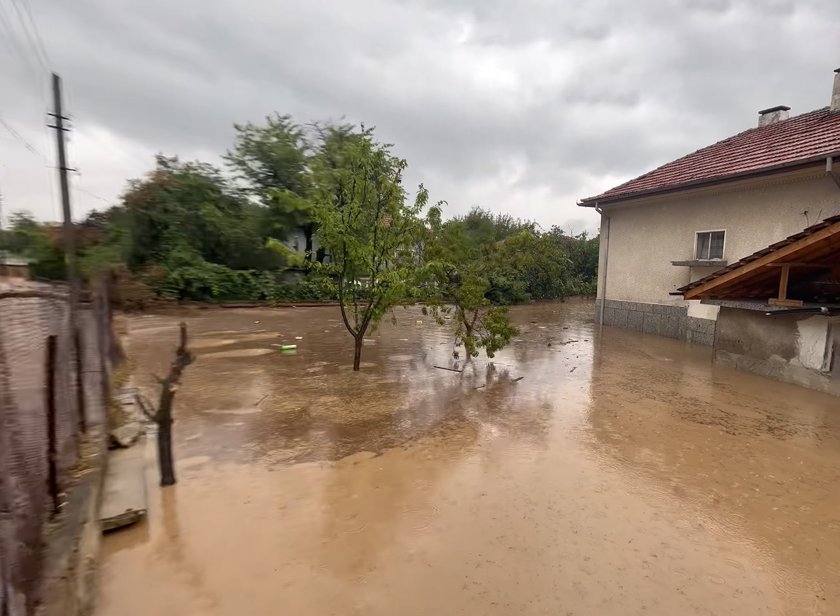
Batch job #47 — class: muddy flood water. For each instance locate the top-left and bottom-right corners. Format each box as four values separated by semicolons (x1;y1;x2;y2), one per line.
96;300;840;616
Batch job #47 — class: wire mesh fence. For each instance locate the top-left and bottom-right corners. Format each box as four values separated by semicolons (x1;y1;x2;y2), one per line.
0;279;117;616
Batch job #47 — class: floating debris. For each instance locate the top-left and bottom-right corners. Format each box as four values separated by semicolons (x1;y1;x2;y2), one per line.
272;344;297;351
202;348;274;359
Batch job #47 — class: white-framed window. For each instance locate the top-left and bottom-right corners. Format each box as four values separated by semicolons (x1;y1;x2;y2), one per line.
695;230;725;260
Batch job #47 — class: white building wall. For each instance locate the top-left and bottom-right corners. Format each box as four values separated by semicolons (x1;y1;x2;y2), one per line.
598;169;840;308
591;168;840;344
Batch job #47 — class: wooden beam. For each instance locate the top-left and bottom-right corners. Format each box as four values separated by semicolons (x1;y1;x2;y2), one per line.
682;219;840;299
765;262;836;268
768;298;803;307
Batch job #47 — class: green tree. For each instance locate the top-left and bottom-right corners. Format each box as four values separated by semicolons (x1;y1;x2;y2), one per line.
426;263;519;359
422;207;518;359
428;207;541;305
452;206;536;247
95;155;293;301
496;231;573;301
1;211;66;279
123;156;264;268
78;206;131;278
312;124;428;371
225;114;323;261
547;227;600;296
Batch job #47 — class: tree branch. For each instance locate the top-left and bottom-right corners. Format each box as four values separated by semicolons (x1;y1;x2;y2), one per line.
135;393;157;421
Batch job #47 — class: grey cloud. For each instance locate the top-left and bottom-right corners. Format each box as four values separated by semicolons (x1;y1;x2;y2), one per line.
1;0;838;231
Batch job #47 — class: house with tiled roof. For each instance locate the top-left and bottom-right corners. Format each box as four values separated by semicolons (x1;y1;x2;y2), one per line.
579;67;840;347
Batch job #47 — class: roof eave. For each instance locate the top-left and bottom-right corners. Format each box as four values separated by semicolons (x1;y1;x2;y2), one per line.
578;152;840;208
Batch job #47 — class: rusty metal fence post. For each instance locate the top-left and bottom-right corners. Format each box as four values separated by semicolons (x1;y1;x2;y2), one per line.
0;314;16;616
74;328;86;434
45;335;59;516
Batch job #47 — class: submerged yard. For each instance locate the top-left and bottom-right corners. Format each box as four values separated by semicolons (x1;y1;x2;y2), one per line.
96;300;840;616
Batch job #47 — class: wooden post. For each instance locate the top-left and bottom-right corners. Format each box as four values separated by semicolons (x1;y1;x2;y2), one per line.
768;264;803;307
778;264;790;301
95;291;112;430
45;335;59;515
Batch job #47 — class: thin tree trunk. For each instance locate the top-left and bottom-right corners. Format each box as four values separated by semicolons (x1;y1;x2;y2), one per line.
156;384;176;486
153;322;193;486
353;335;363;371
157;418;176;486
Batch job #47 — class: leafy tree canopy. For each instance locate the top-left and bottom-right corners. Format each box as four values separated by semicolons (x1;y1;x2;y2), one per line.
6;112;598;325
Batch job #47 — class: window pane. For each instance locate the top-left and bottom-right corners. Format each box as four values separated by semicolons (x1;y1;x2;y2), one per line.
709;231;725;259
696;232;710;259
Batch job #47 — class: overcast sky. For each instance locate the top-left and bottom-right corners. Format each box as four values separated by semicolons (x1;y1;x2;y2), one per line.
1;0;839;233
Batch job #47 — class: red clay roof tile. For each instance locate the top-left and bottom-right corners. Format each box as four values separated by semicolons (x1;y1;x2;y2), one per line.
581;107;840;204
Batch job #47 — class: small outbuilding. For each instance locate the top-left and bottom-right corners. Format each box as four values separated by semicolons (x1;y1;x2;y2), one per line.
0;253;31;279
677;215;840;396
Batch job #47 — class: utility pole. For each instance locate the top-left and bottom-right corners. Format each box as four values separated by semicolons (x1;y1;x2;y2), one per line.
49;73;78;296
49;72;86;432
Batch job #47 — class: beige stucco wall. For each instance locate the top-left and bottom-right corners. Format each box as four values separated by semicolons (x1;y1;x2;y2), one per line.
595;167;840;314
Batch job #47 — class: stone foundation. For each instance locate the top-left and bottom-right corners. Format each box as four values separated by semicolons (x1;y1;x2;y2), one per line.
596;299;715;345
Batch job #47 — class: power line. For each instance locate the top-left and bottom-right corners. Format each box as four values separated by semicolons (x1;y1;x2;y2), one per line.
76;185;110;204
0;0;43;88
9;0;50;69
72;173;112;205
0;114;44;157
7;0;49;72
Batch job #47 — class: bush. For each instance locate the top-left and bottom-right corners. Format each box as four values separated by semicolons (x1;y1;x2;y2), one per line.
111;265;159;311
268;274;337;302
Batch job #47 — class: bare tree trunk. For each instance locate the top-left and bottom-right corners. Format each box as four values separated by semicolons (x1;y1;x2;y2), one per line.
157;389;176;486
353;335;363;371
157;420;176;486
152;322;194;487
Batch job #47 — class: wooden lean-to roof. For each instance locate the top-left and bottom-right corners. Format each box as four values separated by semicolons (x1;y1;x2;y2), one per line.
678;215;840;303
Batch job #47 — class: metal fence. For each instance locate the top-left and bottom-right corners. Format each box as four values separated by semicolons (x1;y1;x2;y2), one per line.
0;279;116;616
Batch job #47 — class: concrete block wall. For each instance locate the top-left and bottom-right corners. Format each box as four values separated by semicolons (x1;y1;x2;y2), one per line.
596;299;715;345
687;316;716;346
714;307;840;396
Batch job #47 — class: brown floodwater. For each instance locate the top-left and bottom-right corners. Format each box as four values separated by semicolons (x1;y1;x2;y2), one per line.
96;300;840;616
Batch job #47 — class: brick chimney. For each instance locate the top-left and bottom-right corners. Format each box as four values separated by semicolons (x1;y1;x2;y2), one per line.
758;105;790;127
832;68;840;112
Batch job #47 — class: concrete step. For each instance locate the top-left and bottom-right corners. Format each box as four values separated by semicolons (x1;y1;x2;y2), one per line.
99;438;148;531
